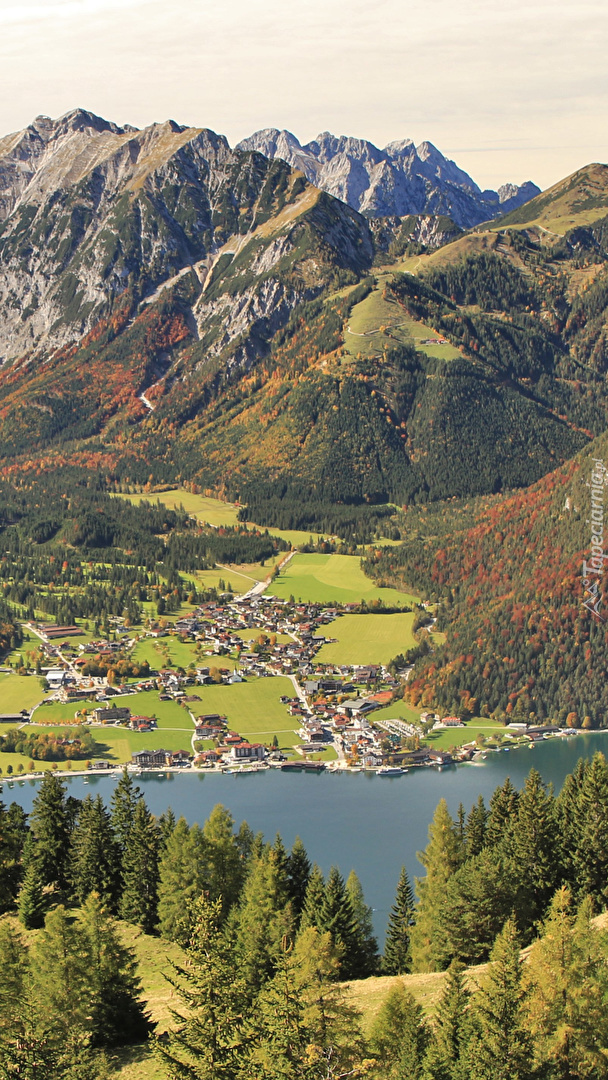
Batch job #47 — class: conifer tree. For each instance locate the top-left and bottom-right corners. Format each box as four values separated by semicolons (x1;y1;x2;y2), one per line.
382;866;415;975
158;806;177;847
410;799;463;972
369;982;427;1080
300;863;326;931
290;927;366;1078
271;833;291;908
0;801;27;910
77;892;153;1047
70;794;119;909
465;795;488;857
571;751;608;907
556;757;588;887
18;837;47;929
467;918;533;1080
440;848;515;967
423;961;472;1080
233;846;294;992
317;866;362;980
346;869;378;977
236;820;255;863
158;817;208;946
119;798;160;933
110;769;141;890
524;887;608;1079
0;920;28;1039
30;905;91;1040
485;777;519;849
157;894;249;1080
203;803;245;919
503;769;559;935
286;836;311;919
28;770;70;898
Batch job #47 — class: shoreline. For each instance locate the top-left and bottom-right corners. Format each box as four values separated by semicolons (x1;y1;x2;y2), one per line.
0;727;598;788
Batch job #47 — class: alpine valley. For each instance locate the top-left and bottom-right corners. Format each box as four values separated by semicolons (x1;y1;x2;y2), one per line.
1;108;608;723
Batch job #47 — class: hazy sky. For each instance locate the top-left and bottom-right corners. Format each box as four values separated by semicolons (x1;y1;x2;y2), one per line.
0;0;606;191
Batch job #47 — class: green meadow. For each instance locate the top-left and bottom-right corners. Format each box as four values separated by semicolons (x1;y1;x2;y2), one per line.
314;612;417;666
0;673;46;713
344;284;461;361
268;553;416;607
188;676;300;749
116;490;325;549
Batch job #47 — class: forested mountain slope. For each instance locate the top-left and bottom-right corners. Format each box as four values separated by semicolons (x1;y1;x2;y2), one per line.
1;113;608;534
366;425;608;724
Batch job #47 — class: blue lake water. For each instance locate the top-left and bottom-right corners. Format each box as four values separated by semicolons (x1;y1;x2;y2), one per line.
3;732;606;941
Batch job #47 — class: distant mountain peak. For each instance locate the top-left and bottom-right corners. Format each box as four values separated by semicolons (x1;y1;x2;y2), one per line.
236;128;540;228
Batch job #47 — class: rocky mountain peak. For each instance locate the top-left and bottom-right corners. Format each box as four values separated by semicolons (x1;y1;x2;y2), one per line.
236;128;540;228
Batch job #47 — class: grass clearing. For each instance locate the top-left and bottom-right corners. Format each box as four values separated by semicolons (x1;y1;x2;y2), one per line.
188;677;300;748
91;726;193;762
423;717;507;751
0;673;46;713
343;284;460;361
315;613;417;666
131;637;200;671
268;553;416;607
116;490;327;549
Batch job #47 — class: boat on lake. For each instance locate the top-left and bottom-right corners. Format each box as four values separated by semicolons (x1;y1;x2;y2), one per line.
377;766;405;776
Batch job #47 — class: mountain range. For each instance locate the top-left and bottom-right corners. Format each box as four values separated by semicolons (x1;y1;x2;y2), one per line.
1;108;608;527
236;129;540;228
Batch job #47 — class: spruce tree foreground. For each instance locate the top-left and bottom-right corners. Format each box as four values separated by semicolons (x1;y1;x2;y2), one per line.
1;762;608;1075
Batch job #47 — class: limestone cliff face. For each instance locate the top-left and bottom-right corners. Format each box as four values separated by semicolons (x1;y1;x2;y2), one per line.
236;129;540;229
0;110;372;363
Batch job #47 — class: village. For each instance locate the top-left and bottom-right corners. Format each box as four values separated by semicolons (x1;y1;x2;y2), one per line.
0;591;579;779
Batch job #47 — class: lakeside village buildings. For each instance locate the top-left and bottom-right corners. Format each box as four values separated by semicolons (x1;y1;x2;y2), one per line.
21;597;556;772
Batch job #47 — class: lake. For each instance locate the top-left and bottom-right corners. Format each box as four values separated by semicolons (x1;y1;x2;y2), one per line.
3;732;606;941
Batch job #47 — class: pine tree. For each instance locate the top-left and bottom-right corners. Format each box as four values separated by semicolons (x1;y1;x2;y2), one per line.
236;820;255;863
110;768;141;890
467;918;533;1080
410;799;463;972
286;836;311;919
158;817;208;946
0;920;28;1039
203;803;245;919
382;866;414;975
485;777;520;849
270;833;291;908
28;771;70;898
317;866;362;980
369;982;427;1080
250;941;311;1079
77;892;153;1047
290;927;366;1078
157;894;249;1080
465;795;488;857
0;801;27;910
441;848;515;967
30;905;90;1041
70;794;119;909
158;806;177;847
556;757;588;888
232;845;294;992
18;838;47;929
524;887;608;1079
423;961;472;1080
119;798;160;933
300;863;326;931
346;869;378;977
571;752;608;907
503;769;559;936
